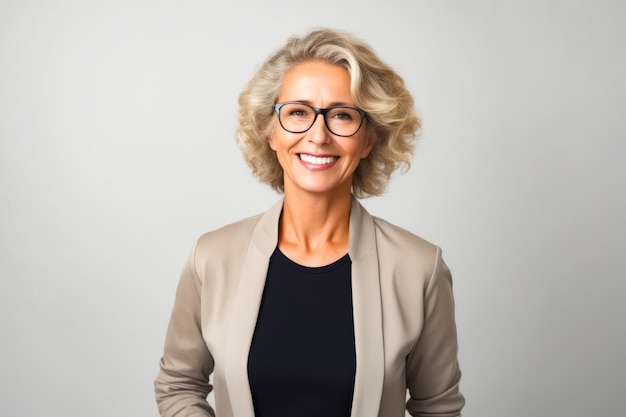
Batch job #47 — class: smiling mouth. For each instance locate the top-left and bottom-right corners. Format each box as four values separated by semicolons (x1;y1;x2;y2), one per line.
298;154;339;165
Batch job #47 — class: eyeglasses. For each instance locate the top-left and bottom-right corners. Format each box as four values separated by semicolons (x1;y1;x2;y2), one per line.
274;102;367;137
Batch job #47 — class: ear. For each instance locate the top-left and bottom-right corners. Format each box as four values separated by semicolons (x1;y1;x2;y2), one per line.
360;134;375;159
267;123;277;151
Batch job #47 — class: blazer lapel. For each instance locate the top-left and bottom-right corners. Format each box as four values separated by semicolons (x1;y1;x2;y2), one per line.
223;199;282;417
349;197;384;417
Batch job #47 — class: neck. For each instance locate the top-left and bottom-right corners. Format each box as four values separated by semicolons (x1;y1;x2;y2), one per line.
277;186;352;266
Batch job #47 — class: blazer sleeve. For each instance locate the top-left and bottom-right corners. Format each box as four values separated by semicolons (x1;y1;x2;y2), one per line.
405;247;465;417
155;242;215;417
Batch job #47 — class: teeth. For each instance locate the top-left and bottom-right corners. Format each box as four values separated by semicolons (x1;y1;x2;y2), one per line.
299;154;337;165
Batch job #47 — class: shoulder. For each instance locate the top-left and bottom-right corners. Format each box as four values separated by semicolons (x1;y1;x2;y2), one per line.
195;213;263;252
190;198;283;270
183;212;267;285
372;215;439;257
371;215;442;283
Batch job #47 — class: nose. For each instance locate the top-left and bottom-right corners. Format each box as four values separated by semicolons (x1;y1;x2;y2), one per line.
307;113;331;145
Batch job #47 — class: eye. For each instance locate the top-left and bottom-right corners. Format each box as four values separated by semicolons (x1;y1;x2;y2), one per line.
283;104;312;118
329;107;359;121
333;111;354;120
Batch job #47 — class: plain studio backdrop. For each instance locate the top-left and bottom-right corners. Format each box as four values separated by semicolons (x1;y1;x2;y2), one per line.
1;1;624;416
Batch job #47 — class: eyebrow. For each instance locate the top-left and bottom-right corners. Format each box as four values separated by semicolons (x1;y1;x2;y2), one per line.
286;100;357;107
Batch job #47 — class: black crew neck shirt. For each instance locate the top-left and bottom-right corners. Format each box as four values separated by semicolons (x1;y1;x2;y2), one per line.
247;248;356;417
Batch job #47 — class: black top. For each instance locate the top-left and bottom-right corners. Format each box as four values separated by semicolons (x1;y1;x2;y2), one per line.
247;248;356;417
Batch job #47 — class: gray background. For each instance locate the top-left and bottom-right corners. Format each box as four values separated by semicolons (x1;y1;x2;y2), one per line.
1;1;624;416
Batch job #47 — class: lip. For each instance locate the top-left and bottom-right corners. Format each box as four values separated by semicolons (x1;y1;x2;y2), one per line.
297;153;339;170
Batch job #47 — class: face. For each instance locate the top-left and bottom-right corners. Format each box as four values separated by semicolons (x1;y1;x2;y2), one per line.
268;60;373;198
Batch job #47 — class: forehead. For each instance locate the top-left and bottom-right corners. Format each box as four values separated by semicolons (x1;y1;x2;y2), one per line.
278;60;353;103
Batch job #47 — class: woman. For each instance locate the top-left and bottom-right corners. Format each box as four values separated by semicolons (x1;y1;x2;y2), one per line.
155;28;464;417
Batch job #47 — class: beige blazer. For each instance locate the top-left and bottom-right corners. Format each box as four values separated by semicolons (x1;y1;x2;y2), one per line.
155;197;464;417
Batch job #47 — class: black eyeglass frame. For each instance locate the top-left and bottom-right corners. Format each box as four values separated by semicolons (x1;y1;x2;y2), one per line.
273;102;368;137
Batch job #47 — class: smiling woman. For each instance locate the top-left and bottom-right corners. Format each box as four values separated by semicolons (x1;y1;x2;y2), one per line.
268;61;374;202
155;28;465;417
237;29;419;199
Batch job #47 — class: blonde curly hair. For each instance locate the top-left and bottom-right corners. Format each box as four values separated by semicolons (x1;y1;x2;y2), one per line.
236;28;420;198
